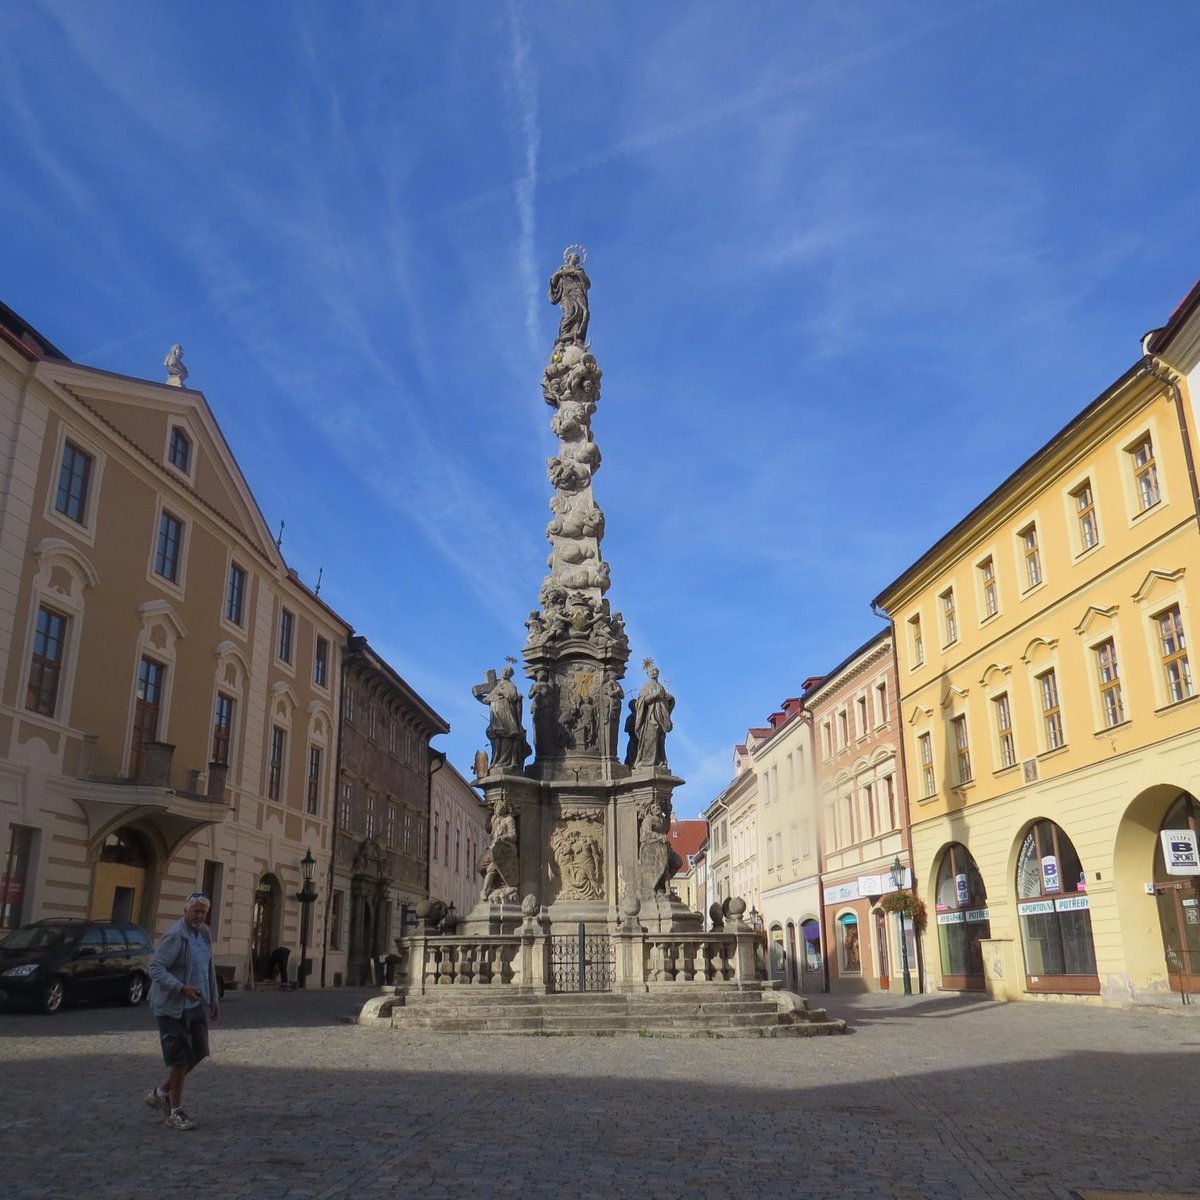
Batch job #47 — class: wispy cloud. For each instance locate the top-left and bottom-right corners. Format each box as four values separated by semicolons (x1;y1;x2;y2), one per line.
504;0;541;360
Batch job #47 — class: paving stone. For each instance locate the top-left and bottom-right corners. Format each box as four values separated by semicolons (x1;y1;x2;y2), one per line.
1;988;1198;1198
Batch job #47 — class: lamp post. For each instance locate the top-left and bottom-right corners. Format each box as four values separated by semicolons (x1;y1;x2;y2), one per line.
890;855;913;996
296;848;318;989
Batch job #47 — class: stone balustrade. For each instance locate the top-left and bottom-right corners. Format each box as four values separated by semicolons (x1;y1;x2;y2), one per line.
393;925;766;998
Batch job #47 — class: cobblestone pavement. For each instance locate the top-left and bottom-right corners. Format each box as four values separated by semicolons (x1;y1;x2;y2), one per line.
2;987;1199;1199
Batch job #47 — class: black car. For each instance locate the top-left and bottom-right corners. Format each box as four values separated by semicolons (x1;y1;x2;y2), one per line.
0;919;153;1014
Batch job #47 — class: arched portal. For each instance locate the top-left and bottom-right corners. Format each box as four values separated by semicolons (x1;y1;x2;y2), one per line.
1015;820;1098;995
800;918;823;992
1153;791;1200;994
934;842;990;991
251;874;282;981
90;826;153;923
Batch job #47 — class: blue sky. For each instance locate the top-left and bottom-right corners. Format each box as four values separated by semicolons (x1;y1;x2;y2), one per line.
4;2;1199;815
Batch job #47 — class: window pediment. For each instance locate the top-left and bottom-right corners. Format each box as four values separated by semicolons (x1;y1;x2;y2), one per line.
1133;567;1185;605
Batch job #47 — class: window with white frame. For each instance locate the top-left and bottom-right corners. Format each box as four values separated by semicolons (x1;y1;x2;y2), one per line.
26;605;68;717
55;441;93;525
277;608;294;664
992;692;1015;769
909;613;924;665
1071;480;1099;551
1037;669;1064;750
874;680;888;725
1155;605;1192;704
918;733;935;798
978;556;998;617
1130;435;1160;512
1019;523;1042;590
951;715;972;784
1094;639;1125;727
940;587;958;645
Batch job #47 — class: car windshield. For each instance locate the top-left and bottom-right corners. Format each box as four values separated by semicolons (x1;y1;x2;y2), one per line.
0;925;79;951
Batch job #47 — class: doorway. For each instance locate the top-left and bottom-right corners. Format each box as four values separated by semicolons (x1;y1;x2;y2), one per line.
874;909;891;990
251;874;281;981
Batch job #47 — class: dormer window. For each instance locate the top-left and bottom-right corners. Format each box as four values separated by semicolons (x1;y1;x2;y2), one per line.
168;427;192;474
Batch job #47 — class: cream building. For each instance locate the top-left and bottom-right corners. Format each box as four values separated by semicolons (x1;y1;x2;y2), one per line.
702;744;751;915
0;304;349;991
875;289;1200;1004
749;697;825;993
427;758;488;919
806;632;913;995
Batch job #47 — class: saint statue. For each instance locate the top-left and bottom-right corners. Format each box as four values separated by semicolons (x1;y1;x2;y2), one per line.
548;251;591;349
472;666;530;771
631;662;675;769
164;344;188;387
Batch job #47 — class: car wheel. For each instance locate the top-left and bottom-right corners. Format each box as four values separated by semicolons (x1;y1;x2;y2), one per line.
39;978;65;1015
124;972;147;1006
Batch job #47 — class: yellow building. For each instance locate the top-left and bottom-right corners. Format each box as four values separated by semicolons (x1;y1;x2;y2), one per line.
875;288;1200;1004
0;303;350;990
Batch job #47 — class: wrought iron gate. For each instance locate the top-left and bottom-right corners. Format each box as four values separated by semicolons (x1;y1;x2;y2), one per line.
550;924;615;993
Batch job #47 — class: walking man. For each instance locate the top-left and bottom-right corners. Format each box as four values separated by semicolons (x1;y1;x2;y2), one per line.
145;891;219;1130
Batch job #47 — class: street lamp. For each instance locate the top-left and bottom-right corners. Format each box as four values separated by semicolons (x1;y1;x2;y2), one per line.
890;855;913;996
296;848;318;989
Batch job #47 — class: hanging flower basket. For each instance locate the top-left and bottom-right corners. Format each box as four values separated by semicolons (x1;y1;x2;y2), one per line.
879;890;927;932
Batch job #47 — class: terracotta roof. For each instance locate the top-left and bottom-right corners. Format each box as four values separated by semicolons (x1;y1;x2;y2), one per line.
669;819;708;866
1147;277;1200;355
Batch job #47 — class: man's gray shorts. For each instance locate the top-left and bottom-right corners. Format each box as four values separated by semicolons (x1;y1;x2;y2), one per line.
157;1009;210;1068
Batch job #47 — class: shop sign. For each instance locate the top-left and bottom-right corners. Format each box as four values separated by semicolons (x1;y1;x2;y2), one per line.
1042;855;1061;894
955;873;969;906
1160;829;1200;876
1017;900;1055;916
824;882;859;904
964;907;990;923
937;911;965;925
1054;895;1090;913
857;874;886;896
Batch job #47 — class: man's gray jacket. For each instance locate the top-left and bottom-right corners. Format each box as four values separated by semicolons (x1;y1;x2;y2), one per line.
149;917;218;1018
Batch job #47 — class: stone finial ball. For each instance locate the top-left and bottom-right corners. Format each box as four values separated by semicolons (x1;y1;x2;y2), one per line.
521;894;539;917
728;897;747;917
415;900;434;920
620;893;642;918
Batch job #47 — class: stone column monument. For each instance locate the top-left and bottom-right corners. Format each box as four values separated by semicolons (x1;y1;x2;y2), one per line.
462;247;700;937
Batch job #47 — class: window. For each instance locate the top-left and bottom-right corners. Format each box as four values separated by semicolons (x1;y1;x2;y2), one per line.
278;609;294;663
366;793;376;839
226;563;246;626
343;688;356;724
1094;639;1124;727
454;828;461;871
154;511;184;582
131;657;166;778
766;836;776;870
1038;669;1064;750
314;636;329;687
837;913;861;974
168;427;192;473
367;703;378;742
26;605;68;717
863;782;877;837
211;693;235;764
0;825;36;931
55;441;93;524
330;890;344;951
339;781;352;829
386;803;398;848
934;843;990;989
882;775;897;830
837;710;848;749
1156;605;1192;703
403;809;413;854
444;819;450;864
909;614;925;666
874;681;888;725
978;557;998;617
268;726;286;802
1016;819;1098;992
306;745;322;815
433;812;440;861
1072;481;1099;550
1130;435;1160;511
993;693;1015;769
855;696;868;737
941;588;958;645
952;715;972;784
918;733;935;798
1020;523;1042;589
821;721;832;758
